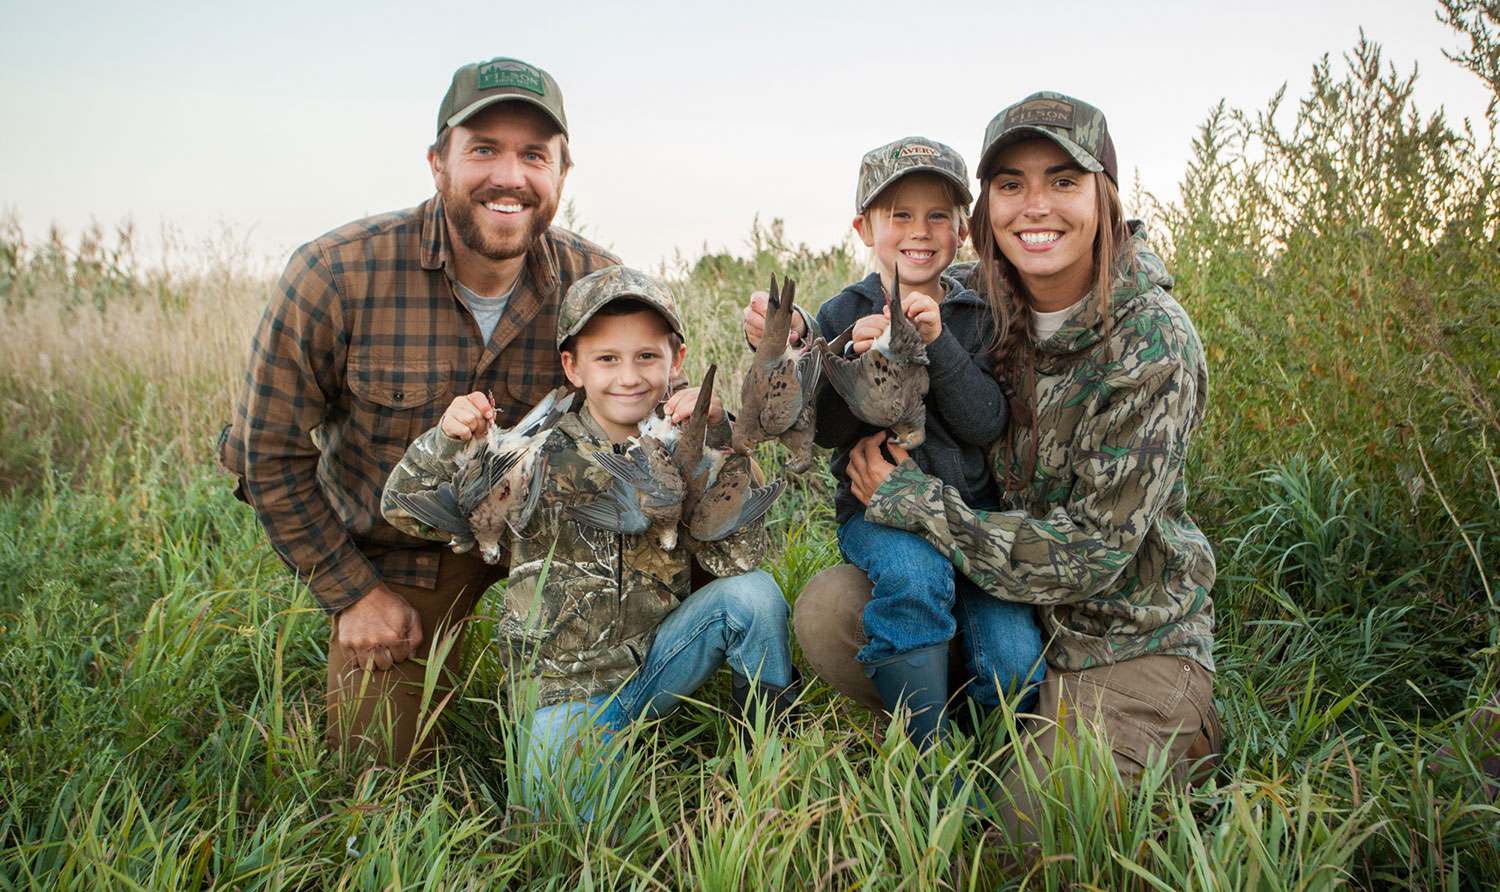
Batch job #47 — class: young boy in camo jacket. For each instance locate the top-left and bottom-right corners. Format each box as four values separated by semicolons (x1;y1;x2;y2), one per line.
770;138;1044;751
383;265;796;800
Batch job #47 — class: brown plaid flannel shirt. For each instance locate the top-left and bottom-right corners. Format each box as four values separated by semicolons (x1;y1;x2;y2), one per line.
220;195;620;612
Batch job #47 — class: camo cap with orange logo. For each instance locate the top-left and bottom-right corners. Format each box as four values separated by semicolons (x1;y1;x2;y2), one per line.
977;92;1118;184
855;136;972;213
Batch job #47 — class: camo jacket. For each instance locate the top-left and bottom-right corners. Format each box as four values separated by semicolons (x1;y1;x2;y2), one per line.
383;406;769;707
865;227;1216;672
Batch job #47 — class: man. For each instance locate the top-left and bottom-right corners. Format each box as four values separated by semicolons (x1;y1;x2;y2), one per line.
220;56;619;762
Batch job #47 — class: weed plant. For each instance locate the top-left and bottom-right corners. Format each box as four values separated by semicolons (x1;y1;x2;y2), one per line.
4;9;1500;889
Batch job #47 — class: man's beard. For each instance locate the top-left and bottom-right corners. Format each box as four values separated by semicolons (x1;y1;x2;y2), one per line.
443;179;557;262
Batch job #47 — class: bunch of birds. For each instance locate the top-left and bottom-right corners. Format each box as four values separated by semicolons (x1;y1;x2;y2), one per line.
390;271;931;559
386;387;576;564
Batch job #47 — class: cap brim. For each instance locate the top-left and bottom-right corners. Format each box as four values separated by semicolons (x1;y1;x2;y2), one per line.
977;126;1103;180
857;167;974;213
446;94;568;138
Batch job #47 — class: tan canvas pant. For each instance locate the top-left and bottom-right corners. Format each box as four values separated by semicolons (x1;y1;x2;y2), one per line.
794;563;1222;843
325;549;507;764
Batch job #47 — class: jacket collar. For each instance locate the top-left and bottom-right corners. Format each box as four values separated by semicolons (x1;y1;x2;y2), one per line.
1036;222;1171;357
849;269;983;307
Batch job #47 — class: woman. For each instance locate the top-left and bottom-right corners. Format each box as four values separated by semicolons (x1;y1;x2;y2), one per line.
794;92;1221;837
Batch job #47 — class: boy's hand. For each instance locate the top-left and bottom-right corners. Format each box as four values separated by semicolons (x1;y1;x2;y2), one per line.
663;385;724;425
441;392;495;440
847;431;910;504
902;290;943;345
742;290;806;351
849;310;890;355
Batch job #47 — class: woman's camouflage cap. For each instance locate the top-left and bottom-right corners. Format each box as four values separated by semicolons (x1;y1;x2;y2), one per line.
855;136;972;212
437;56;567;138
977;92;1118;184
557;265;686;350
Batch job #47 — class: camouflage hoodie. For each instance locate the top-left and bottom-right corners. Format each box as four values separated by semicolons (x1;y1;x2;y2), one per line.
383;406;769;707
865;226;1216;672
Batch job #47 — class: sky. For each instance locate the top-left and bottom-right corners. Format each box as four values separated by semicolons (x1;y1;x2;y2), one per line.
1;0;1492;275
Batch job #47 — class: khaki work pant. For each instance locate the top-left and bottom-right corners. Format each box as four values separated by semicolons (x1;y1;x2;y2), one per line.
325;549;507;764
793;563;1222;845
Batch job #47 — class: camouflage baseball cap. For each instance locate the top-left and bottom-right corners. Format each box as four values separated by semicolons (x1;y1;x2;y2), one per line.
855;136;972;212
977;92;1118;184
557;266;686;350
437;56;567;139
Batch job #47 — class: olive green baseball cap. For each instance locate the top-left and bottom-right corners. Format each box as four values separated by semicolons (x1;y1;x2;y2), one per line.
977;91;1118;184
436;56;567;139
855;136;972;212
557;266;686;350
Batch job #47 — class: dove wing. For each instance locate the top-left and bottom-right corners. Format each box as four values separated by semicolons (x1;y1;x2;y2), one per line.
505;449;550;536
690;475;786;542
567;481;650;535
818;339;903;428
453;447;522;515
757;357;806;435
797;344;822;399
590;449;681;508
388;483;474;542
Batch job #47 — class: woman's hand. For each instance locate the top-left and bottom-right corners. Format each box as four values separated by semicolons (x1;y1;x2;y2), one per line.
847;431;910;504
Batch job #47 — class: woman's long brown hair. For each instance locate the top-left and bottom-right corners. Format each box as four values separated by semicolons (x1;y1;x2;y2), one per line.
968;155;1131;490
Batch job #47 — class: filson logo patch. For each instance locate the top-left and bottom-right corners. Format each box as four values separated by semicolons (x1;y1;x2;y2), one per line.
1007;99;1074;129
894;143;942;159
478;60;545;95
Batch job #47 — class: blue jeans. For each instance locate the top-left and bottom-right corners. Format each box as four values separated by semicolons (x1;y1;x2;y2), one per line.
520;569;790;804
838;511;1044;709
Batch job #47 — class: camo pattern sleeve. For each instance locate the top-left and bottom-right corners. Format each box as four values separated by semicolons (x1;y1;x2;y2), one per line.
865;240;1215;672
379;424;468;541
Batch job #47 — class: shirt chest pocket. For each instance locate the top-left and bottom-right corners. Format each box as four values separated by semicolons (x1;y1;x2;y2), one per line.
500;360;570;420
347;359;454;466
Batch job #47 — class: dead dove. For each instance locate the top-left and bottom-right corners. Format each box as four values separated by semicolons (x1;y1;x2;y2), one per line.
732;273;821;471
674;365;718;526
386;386;575;564
570;409;686;551
686;451;786;545
665;364;783;544
815;266;929;449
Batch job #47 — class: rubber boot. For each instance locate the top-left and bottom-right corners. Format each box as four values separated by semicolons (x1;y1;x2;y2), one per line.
865;642;952;752
730;668;803;746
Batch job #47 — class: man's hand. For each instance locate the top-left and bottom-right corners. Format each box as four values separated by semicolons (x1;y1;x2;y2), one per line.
337;583;424;671
847;431;910;505
440;392;495;440
742;290;807;351
663;385;725;426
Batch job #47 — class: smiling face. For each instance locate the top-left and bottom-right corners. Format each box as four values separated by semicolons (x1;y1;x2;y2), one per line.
430;103;567;280
560;307;685;444
985;138;1100;311
854;173;966;295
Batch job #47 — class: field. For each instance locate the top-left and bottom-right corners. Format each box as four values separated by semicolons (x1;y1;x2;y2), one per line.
3;20;1500;892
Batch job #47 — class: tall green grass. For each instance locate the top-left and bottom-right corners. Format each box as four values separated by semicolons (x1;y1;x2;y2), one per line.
4;9;1500;889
